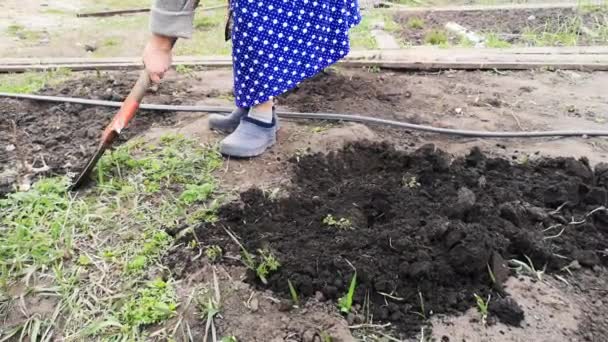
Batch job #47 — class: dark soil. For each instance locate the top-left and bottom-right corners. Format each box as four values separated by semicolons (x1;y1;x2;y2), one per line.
167;142;608;337
0;73;187;195
394;7;608;46
282;70;411;116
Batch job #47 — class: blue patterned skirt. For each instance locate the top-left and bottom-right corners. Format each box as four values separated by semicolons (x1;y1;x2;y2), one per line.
230;0;361;107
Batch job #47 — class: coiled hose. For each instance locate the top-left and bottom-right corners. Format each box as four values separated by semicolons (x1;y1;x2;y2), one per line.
2;92;608;138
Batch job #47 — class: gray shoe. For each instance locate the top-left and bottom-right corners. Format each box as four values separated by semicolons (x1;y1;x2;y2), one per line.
209;107;249;133
209;107;279;133
220;116;277;157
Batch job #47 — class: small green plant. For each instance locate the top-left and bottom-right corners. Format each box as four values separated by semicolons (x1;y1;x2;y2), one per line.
205;245;223;263
323;214;353;230
6;23;42;41
78;254;92;266
221;337;238;342
119;279;178;328
485;33;512;48
127;255;147;272
180;183;215;204
102;37;121;47
473;293;491;325
256;249;281;284
365;65;381;73
175;64;195;76
425;29;448;45
338;273;357;314
408;17;425;29
403;176;421;189
288;279;300;306
320;332;333;342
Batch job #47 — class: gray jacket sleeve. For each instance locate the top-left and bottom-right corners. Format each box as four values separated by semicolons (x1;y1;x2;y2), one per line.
150;0;199;39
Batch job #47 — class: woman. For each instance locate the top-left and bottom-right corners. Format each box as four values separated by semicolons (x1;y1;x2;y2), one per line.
144;0;361;157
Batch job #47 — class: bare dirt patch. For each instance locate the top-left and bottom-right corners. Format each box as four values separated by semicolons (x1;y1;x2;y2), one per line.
394;7;608;46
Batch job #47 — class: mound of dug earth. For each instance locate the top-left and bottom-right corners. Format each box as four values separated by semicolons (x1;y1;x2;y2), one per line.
168;142;608;336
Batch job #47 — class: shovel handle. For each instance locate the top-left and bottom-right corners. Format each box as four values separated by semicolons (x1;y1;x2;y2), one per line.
101;70;151;143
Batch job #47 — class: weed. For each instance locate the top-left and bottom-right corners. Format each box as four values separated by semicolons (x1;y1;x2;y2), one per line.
288;279;300;306
6;23;42;41
458;35;475;48
180;183;216;205
221;337;238;342
473;293;491;325
522;15;581;46
338;273;357;314
77;254;92;266
485;33;512;48
102;37;121;47
175;64;195;75
223;228;280;284
365;65;381;73
403;176;421;189
413;291;427;320
320;331;333;342
425;29;448;45
323;214;353;230
0;177;83;281
1;133;223;340
0;68;72;93
205;245;223;263
256;249;281;284
119;279;178;328
408;17;425;29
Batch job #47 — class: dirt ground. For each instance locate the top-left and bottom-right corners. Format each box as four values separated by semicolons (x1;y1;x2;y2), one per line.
394;7;608;46
1;67;608;340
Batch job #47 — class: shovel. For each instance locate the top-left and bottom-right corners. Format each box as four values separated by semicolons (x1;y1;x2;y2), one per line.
69;70;151;190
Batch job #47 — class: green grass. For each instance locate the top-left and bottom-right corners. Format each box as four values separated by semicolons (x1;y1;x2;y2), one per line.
407;17;425;29
175;3;232;56
102;37;121;47
424;29;448;45
0;69;73;94
485;33;512;48
349;9;401;50
5;24;43;41
0;134;224;341
522;15;582;47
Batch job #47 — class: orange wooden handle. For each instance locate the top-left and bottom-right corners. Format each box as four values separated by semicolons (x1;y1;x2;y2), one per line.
101;71;150;143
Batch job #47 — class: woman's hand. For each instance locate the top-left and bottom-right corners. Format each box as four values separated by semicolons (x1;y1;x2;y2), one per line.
143;34;175;83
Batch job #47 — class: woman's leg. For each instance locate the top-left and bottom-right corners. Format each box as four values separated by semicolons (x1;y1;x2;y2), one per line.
247;99;274;123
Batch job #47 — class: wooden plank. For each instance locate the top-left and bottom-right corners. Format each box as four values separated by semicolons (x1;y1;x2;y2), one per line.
3;47;608;72
3;46;608;67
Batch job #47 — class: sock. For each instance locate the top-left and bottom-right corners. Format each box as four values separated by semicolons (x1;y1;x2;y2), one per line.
232;107;249;117
248;107;273;123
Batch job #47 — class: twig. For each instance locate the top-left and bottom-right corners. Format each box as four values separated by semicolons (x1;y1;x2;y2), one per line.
348;323;391;329
378;291;404;301
507;109;523;131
